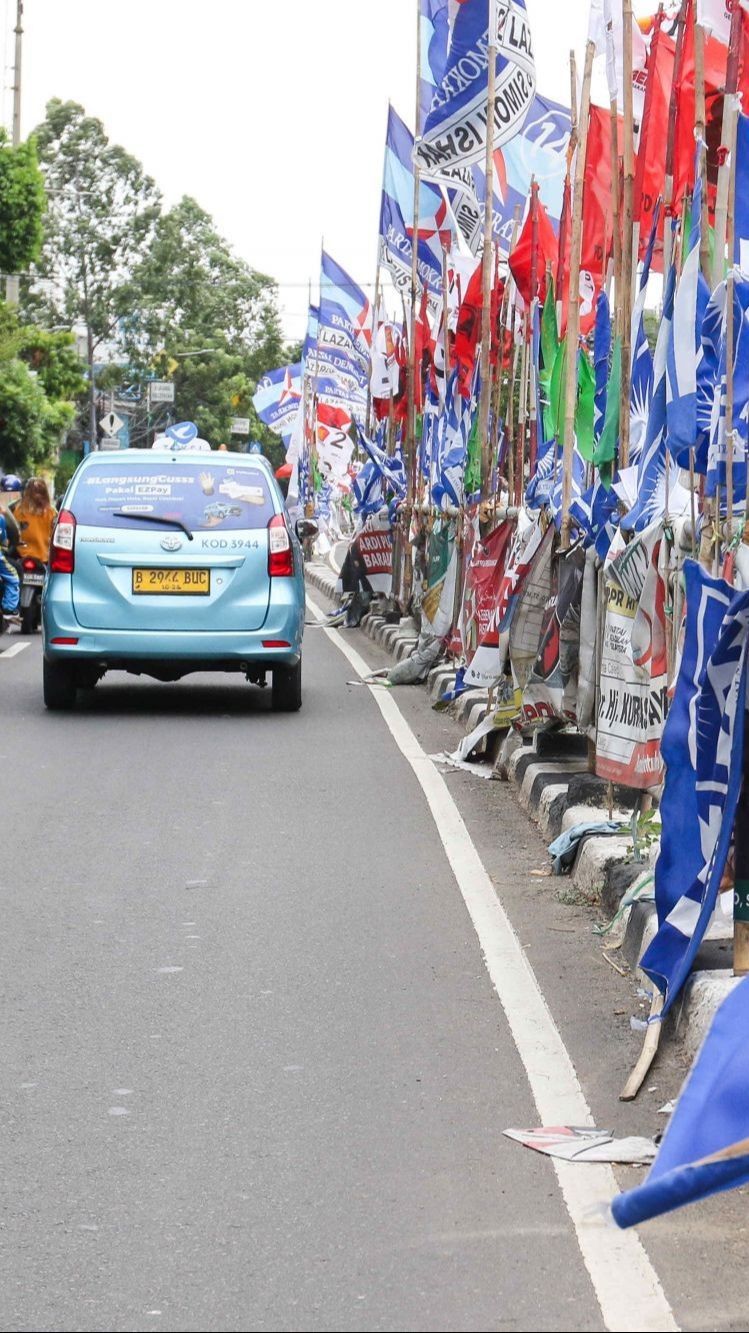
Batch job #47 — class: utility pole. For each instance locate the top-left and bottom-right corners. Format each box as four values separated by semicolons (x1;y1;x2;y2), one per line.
6;0;23;305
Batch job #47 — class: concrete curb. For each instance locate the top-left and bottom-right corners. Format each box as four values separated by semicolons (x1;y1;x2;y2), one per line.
307;560;730;1065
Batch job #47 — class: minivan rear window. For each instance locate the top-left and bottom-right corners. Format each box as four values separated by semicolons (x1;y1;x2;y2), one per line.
70;462;276;531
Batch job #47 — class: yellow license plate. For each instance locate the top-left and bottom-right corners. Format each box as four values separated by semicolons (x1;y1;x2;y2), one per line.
132;568;210;595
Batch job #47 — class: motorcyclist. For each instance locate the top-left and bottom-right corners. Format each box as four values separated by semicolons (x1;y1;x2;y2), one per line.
11;477;57;563
0;475;21;623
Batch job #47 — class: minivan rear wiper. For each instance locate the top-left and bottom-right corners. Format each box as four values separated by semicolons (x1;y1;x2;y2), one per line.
112;511;194;541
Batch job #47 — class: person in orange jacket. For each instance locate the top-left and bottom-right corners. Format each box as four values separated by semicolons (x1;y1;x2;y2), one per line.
12;478;57;563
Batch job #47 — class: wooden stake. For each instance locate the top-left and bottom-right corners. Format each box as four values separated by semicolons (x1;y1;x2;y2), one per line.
479;0;498;498
560;40;595;550
528;179;540;480
619;0;635;470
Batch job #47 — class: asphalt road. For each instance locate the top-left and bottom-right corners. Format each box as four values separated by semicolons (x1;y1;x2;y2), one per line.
0;616;727;1332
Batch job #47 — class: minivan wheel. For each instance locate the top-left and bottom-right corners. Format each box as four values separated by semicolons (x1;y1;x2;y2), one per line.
271;659;302;712
43;658;77;711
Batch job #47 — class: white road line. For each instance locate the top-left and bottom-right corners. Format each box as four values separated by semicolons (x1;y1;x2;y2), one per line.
307;595;678;1333
0;641;29;659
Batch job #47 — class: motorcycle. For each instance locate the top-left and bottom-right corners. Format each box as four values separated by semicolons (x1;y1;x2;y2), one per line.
19;556;45;634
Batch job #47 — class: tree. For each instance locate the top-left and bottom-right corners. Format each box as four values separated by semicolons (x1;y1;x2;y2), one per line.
0;130;45;277
0;302;85;474
23;99;161;444
122;198;287;459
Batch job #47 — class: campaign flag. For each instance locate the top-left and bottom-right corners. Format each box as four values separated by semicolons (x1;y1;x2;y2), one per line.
622;261;679;533
352;460;384;517
705;276;749;507
416;0;536;186
508;193;558;305
593;336;622;485
736;111;749;276
634;16;674;266
580;105;618;331
357;429;407;501
379;104;452;302
451;92;571;257
593;292;611;442
628;204;659;465
641;562;749;1014
432;367;475;509
419;0;450;135
613;975;749;1228
316;252;372;419
666;152;710;468
252;363;302;443
587;0;648;111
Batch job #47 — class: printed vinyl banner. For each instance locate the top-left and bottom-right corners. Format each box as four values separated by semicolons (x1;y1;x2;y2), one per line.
462;521;514;686
595;525;668;789
416;0;536;185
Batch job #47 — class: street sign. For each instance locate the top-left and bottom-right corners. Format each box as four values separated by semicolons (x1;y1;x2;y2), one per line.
148;380;175;404
230;417;250;435
100;410;125;437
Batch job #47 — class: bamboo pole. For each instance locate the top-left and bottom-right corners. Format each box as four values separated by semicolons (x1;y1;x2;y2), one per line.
479;0;498;498
713;5;744;287
619;0;635;470
560;40;595;550
402;0;423;605
662;0;689;279
725;103;739;549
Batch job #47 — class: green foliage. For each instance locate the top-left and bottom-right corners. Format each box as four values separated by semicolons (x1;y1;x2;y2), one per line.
0;131;45;276
23;99;161;354
0;303;84;473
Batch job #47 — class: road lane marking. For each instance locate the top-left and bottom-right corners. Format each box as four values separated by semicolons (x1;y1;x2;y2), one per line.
307;594;678;1333
0;641;29;659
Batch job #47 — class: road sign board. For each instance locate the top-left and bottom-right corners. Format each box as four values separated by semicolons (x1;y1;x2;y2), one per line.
100;410;125;437
230;417;250;435
148;380;175;404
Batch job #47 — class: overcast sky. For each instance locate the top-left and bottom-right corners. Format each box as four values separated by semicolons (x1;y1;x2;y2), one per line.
12;1;608;343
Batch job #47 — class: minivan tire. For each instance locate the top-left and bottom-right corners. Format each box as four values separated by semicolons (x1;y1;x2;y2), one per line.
272;659;302;712
43;658;77;711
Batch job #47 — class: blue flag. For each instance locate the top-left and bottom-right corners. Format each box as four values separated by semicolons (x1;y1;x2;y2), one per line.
705;277;749;508
628;203;659;465
666;151;711;468
641;562;749;1015
431;367;475;510
358;429;407;501
621;262;677;533
735;110;749;275
415;0;536;186
419;0;450;136
613;976;749;1228
380;104;452;302
593;292;611;443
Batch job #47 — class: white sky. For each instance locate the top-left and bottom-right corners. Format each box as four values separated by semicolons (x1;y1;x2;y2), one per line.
12;1;597;344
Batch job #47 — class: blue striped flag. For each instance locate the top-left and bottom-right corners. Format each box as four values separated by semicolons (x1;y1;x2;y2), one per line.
613;975;749;1227
641;561;749;1015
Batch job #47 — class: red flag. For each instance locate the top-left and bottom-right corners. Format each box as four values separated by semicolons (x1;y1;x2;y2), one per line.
634;16;674;268
580;104;619;334
454;260;483;399
508;196;557;306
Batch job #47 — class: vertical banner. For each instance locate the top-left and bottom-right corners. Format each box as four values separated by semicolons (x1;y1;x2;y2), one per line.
595;525;669;788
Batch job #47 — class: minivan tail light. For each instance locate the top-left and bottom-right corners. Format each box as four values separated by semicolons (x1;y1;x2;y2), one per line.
267;514;293;577
50;509;76;574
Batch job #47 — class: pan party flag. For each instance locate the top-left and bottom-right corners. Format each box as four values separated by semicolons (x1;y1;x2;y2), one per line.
415;0;536;187
379;104;452;303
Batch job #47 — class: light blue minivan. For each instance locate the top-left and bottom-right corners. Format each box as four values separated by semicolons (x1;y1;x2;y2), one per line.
42;449;315;711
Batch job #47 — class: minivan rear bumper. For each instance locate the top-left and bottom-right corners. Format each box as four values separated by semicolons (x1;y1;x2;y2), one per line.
42;576;304;668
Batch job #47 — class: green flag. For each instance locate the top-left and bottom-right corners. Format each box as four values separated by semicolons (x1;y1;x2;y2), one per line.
540;278;559;375
546;340;566;441
575;349;595;462
465;404;482;497
593;336;621;487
